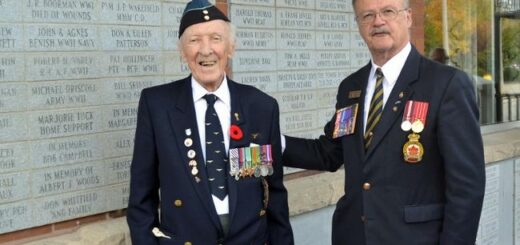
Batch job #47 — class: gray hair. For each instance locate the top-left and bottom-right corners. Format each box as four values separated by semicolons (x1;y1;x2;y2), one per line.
352;0;409;10
177;21;236;51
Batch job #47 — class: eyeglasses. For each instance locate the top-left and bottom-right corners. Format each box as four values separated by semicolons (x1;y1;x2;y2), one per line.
356;7;409;24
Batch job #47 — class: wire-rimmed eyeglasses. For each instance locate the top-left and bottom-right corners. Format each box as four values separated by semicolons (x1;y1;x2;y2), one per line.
356;7;409;24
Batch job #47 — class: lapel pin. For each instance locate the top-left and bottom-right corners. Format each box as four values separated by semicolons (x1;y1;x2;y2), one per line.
191;167;199;175
348;90;362;99
399;92;404;99
185;128;192;136
187;149;196;159
251;133;260;140
230;125;243;141
234;112;240;121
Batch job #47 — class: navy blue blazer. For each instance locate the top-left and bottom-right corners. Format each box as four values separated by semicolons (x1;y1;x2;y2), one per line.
127;76;294;245
283;47;485;245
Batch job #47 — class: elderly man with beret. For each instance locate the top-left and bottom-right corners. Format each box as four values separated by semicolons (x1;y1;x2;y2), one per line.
126;0;294;244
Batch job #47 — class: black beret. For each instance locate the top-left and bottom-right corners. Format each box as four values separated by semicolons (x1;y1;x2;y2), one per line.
178;0;230;38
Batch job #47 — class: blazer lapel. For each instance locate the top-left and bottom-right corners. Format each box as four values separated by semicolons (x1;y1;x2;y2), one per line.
226;79;248;228
167;78;223;232
364;47;421;160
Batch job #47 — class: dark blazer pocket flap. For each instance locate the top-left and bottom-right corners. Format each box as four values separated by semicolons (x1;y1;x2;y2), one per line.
404;204;444;223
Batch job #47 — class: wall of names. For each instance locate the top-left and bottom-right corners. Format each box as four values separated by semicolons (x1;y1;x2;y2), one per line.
0;0;189;233
0;0;371;234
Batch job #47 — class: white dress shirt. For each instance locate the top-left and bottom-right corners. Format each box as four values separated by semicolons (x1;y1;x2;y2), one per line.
192;77;231;215
363;43;411;133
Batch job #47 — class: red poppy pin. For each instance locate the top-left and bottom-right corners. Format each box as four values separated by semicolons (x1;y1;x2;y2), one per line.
230;125;243;141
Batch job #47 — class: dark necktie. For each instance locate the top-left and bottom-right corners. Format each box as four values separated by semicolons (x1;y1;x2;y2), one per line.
203;94;228;200
364;68;384;150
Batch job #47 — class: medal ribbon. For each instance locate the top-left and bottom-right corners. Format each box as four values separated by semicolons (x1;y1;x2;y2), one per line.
412;101;429;126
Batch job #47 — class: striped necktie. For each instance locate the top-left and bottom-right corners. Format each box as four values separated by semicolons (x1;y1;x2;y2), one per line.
203;94;228;200
364;68;384;150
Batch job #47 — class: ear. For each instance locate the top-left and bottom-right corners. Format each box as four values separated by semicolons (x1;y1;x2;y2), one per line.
405;8;413;27
228;42;235;59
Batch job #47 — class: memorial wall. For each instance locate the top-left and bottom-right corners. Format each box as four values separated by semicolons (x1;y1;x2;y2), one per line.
0;0;371;235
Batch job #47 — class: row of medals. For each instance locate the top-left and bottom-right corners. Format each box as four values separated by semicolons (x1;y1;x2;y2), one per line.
229;146;274;180
183;131;273;181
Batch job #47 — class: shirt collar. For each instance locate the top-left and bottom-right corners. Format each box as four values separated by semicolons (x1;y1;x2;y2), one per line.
370;42;411;85
192;76;231;107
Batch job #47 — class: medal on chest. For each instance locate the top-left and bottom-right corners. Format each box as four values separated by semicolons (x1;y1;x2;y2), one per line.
401;100;429;163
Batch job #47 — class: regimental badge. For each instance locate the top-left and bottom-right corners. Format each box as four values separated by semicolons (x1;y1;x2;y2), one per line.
332;103;359;138
403;133;424;163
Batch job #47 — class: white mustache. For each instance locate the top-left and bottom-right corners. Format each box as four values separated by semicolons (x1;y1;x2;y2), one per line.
371;28;390;35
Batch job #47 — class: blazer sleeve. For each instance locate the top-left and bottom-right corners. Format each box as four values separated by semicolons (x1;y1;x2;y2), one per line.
437;71;486;244
266;101;295;245
126;90;160;245
282;87;344;172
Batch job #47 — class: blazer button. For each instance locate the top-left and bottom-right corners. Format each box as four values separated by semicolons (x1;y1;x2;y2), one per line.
259;209;266;216
174;199;183;207
361;215;366;223
392;106;398;112
363;182;371;190
184;242;192;245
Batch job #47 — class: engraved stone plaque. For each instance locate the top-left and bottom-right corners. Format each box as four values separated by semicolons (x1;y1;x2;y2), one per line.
0;112;28;142
105;156;131;185
233;51;277;72
275;90;317;113
316;0;349;11
233;72;277;93
276;30;315;49
106;184;129;211
0;54;24;82
0;82;28;113
31;134;103;168
100;26;162;51
237;29;276;50
28;108;101;139
101;130;135;158
23;0;96;23
99;0;161;26
102;77;161;104
230;5;276;28
0;202;31;233
276;0;315;10
0;142;30;173
32;162;105;197
277;71;317;92
0;24;23;51
0;172;31;203
34;189;107;226
26;52;99;81
103;104;138;131
25;24;98;51
102;52;163;77
277;51;316;70
277;9;315;29
280;111;316;133
28;80;101;110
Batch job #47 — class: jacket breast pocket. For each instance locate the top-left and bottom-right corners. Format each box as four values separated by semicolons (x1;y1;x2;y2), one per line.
404;203;444;223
